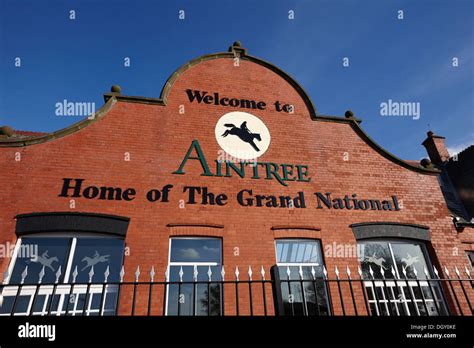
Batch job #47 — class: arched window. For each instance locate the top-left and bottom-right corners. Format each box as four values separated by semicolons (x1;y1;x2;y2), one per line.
352;222;449;316
0;212;129;316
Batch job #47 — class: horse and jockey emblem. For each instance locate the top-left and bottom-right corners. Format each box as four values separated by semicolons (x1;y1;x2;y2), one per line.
30;250;59;272
215;111;271;160
401;253;420;268
363;253;387;270
81;251;110;271
221;121;262;152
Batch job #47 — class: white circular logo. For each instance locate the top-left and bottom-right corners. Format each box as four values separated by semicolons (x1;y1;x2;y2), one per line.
215;111;271;160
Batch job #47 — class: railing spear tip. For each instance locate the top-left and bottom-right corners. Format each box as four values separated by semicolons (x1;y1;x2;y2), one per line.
464;266;471;278
454;266;460;276
444;266;450;277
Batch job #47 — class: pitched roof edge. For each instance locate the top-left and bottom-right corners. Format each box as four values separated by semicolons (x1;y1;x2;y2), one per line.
0;97;117;147
349;120;440;175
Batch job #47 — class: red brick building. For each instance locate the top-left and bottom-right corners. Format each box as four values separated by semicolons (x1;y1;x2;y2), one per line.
0;42;472;317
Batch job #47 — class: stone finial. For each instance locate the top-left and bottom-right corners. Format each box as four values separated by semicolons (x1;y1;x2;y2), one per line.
228;41;247;55
344;110;354;118
0;126;14;137
111;85;122;94
420;158;432;168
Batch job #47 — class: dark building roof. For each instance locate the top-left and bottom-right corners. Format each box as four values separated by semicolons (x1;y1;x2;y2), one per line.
422;132;473;225
445;145;474;220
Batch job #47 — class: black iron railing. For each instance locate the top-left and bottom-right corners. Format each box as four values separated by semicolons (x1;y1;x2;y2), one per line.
0;264;472;316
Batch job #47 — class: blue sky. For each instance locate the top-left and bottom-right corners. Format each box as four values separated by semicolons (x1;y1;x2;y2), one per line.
0;0;472;160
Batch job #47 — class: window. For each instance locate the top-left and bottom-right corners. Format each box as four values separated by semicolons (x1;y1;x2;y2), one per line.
274;239;330;315
0;236;124;316
166;237;222;316
467;251;474;269
358;240;448;316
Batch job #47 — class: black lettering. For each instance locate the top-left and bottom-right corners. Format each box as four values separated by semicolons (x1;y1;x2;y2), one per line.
255;195;266;207
358;200;369;210
274;100;283;112
315;192;332;209
293;192;306;208
343;195;353;209
201;187;215;205
278;196;292;208
220;97;229;106
332;198;344;209
229;98;239;107
240;99;257;109
123;188;136;201
146;189;161;202
392;196;400;211
183;186;201;204
161;184;173;202
99;187;123;200
185;89;207;103
237;189;253;206
59;178;83;197
203;95;213;104
83;186;99;199
266;196;278;207
352;194;359;210
369;199;381;210
215;194;228;206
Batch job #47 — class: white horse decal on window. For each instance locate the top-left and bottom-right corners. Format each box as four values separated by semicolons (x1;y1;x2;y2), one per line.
401;253;420;268
30;250;59;272
81;250;110;271
363;253;387;270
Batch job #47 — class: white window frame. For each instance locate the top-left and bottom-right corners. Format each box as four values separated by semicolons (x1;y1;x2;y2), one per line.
165;237;222;316
0;234;123;316
275;239;322;268
274;239;326;315
360;240;447;316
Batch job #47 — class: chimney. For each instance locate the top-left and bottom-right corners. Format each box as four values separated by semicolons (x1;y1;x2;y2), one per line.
422;131;450;165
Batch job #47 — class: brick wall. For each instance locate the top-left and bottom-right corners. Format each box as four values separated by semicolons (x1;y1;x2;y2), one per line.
0;55;472;315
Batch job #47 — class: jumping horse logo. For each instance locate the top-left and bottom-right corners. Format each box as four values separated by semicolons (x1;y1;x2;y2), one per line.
81;250;110;271
401;253;420;268
221;121;262;152
30;250;59;272
363;253;388;270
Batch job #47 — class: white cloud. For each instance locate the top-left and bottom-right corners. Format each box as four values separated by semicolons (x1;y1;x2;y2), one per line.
179;248;200;260
203;245;219;252
447;139;473;156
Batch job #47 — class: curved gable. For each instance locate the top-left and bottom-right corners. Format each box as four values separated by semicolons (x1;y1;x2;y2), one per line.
0;42;438;175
